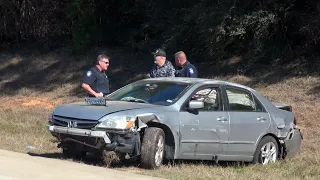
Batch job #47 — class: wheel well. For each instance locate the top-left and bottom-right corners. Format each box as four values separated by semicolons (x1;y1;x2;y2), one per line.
259;133;282;158
146;122;175;159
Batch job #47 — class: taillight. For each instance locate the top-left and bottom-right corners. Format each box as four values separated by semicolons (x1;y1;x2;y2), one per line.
293;117;297;125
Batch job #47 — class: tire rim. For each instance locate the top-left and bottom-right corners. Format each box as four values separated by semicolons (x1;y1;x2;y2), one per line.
260;142;277;165
154;136;164;167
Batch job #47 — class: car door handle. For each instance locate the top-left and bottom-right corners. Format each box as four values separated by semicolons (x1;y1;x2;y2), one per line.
257;116;267;122
217;116;228;122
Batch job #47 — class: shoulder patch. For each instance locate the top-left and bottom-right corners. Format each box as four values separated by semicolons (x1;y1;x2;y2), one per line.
86;71;92;77
189;68;194;74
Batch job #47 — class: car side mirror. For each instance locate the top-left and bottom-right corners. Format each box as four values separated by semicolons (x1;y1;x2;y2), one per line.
188;100;204;109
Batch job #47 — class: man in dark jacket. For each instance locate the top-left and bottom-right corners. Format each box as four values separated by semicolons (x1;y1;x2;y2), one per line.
81;54;110;97
174;51;198;78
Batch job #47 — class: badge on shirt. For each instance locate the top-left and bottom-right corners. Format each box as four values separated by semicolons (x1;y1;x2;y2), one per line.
86;71;92;77
189;68;194;74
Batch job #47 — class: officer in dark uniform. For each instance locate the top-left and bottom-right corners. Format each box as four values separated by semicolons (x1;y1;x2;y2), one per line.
174;51;198;78
81;54;110;97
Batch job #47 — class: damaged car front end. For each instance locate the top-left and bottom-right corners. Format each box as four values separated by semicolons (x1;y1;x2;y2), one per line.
48;102;167;165
48;79;190;168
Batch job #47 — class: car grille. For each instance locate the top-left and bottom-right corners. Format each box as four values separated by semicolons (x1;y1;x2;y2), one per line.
52;115;98;129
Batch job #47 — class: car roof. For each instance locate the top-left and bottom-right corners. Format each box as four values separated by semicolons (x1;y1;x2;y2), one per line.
139;77;256;92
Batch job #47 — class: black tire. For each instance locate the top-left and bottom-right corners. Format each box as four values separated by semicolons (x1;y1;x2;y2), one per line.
252;136;279;165
140;127;165;169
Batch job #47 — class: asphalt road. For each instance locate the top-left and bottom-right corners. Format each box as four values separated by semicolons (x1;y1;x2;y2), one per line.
0;149;166;180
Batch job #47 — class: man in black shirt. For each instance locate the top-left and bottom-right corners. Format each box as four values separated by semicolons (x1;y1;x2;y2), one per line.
81;54;110;97
174;51;198;78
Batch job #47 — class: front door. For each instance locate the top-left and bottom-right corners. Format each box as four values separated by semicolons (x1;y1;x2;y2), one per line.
179;86;230;160
224;87;271;156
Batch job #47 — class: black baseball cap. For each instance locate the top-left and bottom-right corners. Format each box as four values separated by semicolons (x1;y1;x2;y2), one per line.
152;48;166;57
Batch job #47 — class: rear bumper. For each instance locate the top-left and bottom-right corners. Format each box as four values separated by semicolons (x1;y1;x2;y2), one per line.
283;128;303;159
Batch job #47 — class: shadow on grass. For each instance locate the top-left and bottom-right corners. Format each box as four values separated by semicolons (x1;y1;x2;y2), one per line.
27;151;250;169
27;152;105;167
27;152;64;159
306;85;320;98
1;40;320;98
0;42;154;97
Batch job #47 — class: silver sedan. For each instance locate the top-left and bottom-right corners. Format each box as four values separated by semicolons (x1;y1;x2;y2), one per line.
48;77;303;169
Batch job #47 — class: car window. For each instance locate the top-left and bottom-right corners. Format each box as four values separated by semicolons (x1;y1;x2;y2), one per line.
226;88;256;112
190;87;221;111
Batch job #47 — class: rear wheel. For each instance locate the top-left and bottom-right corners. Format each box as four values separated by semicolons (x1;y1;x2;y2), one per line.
252;136;279;165
140;127;165;169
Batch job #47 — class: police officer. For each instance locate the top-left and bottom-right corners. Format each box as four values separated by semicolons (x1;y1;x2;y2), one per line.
148;48;175;78
174;51;198;78
81;54;110;97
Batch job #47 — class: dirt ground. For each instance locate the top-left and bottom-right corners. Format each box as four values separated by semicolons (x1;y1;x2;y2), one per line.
0;149;166;180
0;97;60;110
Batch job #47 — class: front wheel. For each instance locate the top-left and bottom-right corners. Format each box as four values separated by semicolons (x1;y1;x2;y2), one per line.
140;127;165;169
252;136;279;165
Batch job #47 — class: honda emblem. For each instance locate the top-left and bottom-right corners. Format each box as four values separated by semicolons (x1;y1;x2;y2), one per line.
68;121;77;128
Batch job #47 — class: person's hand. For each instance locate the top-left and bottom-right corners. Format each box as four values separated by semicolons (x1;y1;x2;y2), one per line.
95;92;103;97
144;73;151;78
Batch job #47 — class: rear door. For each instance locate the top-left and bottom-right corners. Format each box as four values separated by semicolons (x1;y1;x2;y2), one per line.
224;86;271;156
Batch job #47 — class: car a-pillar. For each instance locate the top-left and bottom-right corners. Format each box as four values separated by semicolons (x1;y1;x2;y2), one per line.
140;121;175;169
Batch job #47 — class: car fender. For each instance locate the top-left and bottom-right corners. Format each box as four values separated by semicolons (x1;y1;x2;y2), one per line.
136;113;160;129
252;112;278;155
135;113;177;159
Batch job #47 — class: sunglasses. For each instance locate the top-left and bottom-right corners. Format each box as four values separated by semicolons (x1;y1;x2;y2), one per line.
101;61;109;64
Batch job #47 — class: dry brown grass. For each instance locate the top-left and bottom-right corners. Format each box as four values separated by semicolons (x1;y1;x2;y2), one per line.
0;107;57;154
0;75;319;179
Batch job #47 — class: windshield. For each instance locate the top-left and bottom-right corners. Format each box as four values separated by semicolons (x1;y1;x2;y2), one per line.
107;81;191;105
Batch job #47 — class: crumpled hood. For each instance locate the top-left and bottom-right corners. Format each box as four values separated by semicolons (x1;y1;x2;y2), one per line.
53;101;159;121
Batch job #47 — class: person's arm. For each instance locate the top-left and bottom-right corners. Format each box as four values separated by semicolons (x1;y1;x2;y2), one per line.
186;67;197;78
168;64;176;77
82;70;103;97
81;83;103;97
145;73;151;78
149;65;156;78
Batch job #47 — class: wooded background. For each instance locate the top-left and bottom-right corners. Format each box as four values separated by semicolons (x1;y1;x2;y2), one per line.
1;0;319;72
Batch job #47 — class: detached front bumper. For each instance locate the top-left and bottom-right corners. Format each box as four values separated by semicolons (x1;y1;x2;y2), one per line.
48;125;111;143
48;125;140;155
283;128;303;159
